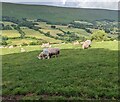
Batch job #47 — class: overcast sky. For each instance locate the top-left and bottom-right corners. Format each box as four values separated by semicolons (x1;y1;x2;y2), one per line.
1;0;119;10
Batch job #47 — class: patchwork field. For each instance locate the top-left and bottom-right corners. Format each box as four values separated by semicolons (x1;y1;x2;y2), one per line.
22;28;62;42
36;22;52;29
1;41;119;100
40;29;63;37
1;28;62;45
60;27;90;37
2;21;15;26
1;30;20;38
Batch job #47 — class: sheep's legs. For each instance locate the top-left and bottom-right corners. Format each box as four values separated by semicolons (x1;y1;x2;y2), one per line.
47;56;50;59
56;54;59;57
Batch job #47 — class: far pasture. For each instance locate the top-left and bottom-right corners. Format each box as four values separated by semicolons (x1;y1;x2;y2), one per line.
60;27;90;37
40;29;63;37
1;30;20;38
2;21;15;26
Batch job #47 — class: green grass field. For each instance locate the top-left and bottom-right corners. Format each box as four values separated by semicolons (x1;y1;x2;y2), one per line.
1;30;20;38
1;41;119;100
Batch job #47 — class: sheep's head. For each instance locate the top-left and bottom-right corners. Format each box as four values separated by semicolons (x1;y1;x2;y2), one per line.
37;52;47;59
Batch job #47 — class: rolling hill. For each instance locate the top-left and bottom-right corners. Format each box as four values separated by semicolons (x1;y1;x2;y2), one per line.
2;2;118;24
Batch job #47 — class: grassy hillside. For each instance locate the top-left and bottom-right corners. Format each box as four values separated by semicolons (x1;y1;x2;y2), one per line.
2;41;119;100
2;2;118;24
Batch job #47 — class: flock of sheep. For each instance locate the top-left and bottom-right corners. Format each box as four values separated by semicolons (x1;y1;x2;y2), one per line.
0;40;91;59
38;40;92;60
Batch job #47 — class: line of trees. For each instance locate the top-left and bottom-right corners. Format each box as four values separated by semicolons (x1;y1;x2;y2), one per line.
57;28;80;42
2;16;21;24
11;25;25;39
0;23;13;30
36;18;67;26
2;16;41;31
69;21;94;29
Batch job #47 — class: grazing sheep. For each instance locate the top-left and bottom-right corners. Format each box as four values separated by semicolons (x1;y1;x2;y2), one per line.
85;40;91;45
19;45;22;47
81;40;92;49
73;41;79;45
8;45;13;48
5;46;8;48
38;48;60;59
41;43;51;48
82;42;89;49
61;42;65;44
0;46;4;48
20;48;26;52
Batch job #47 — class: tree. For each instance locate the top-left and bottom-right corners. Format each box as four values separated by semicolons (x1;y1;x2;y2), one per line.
51;25;56;29
91;30;108;41
3;25;12;30
12;25;25;39
0;23;4;30
1;41;8;45
104;28;110;33
85;28;92;34
19;31;25;39
45;32;50;36
118;35;120;41
2;36;8;41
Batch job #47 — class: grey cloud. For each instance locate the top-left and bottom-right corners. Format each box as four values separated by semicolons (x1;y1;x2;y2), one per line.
1;0;119;10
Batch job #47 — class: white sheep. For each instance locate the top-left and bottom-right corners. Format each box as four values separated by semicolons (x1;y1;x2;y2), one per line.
20;48;26;52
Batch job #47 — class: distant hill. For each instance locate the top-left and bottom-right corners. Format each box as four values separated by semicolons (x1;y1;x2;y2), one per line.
2;2;118;24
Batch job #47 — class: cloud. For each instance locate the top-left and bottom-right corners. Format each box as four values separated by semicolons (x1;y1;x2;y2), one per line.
64;0;119;10
2;0;63;2
1;0;119;10
79;2;118;10
1;0;119;2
